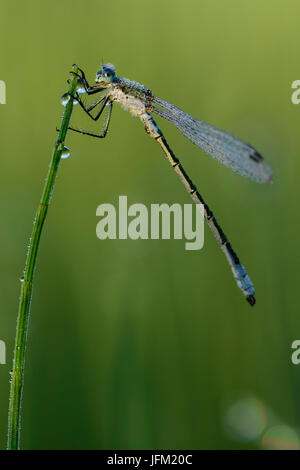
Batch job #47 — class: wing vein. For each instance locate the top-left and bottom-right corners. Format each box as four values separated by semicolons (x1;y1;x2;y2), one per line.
152;96;273;183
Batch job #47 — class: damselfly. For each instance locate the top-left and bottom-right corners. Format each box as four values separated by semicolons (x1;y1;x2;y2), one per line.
66;63;273;306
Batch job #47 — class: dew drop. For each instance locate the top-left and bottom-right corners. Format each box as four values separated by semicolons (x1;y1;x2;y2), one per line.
60;92;78;106
20;276;24;283
61;146;71;159
76;78;86;94
60;92;70;107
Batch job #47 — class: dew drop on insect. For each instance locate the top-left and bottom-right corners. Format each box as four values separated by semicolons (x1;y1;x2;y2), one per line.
76;78;86;94
61;146;71;159
60;92;70;106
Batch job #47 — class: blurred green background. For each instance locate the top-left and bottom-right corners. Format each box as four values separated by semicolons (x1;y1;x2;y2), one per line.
0;0;300;450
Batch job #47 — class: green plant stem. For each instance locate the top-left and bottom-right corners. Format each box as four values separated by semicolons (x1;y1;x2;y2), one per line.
7;65;78;450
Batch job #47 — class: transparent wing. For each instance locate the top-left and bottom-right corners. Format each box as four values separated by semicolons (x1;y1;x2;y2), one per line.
152;97;273;183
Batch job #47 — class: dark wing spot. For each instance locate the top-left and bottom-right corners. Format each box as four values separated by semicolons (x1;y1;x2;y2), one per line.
249;150;263;163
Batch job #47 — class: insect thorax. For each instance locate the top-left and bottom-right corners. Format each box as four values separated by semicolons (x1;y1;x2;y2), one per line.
109;77;153;117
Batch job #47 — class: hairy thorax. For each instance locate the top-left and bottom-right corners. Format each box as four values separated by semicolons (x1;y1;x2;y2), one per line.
108;87;148;117
107;78;153;117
